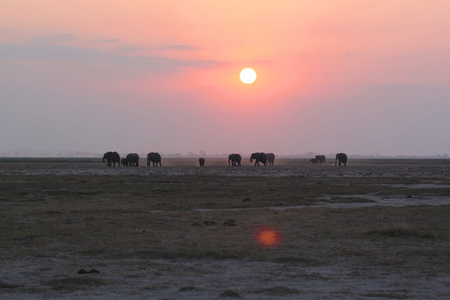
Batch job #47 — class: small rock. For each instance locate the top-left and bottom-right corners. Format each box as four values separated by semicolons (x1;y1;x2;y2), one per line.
223;219;236;226
77;269;88;274
242;198;251;202
204;221;216;226
89;269;100;274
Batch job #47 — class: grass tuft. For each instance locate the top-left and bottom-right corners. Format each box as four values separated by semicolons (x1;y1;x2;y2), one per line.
219;290;241;297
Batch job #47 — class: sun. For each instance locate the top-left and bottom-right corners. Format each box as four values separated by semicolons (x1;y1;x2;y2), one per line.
240;68;257;84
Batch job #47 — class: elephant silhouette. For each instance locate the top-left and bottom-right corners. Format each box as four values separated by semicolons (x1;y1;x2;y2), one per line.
102;151;120;167
199;157;205;167
266;153;275;166
126;153;140;167
335;153;348;166
250;152;267;166
310;158;319;164
147;152;162;167
228;154;242;167
121;158;129;167
315;155;326;164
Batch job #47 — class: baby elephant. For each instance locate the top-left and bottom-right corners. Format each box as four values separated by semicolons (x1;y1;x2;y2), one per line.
121;158;129;167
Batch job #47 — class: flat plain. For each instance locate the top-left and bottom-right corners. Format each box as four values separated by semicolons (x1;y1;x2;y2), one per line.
0;157;449;299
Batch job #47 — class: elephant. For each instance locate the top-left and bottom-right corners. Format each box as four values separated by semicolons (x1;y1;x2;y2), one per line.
250;152;267;166
228;154;241;167
310;158;319;164
266;153;275;166
126;153;140;167
147;152;162;167
102;151;120;167
199;157;205;167
335;153;348;166
315;155;326;164
121;158;129;167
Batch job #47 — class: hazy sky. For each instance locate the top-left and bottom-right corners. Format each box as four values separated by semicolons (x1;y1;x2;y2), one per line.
1;1;450;156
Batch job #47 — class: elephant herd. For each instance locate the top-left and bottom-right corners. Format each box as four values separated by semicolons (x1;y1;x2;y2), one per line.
102;151;161;167
102;151;348;167
310;155;326;164
226;152;275;167
309;153;348;166
248;152;275;166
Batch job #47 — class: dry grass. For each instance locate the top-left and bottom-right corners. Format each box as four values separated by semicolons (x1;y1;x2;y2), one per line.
0;158;449;297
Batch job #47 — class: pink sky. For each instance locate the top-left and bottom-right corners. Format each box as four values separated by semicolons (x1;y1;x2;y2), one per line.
1;1;450;156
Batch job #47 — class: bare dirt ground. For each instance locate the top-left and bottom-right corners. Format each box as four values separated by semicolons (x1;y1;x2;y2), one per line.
0;158;449;299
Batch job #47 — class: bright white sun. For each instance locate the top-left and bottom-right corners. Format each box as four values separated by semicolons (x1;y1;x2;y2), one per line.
240;68;257;84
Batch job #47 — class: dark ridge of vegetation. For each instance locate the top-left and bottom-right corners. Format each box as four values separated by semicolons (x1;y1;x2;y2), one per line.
127;250;246;261
366;223;436;238
362;290;409;299
179;286;202;292
0;281;23;289
273;256;322;265
252;286;303;296
42;277;108;291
